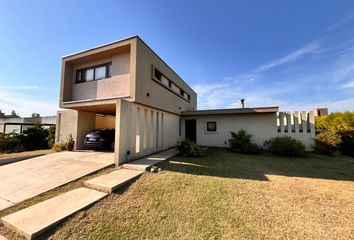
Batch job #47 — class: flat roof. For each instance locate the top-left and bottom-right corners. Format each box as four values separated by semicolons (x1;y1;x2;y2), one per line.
181;106;279;116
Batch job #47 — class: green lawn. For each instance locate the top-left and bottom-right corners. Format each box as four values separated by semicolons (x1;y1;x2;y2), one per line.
1;148;354;239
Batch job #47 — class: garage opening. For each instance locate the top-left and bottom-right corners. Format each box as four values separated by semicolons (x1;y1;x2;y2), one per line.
82;114;116;152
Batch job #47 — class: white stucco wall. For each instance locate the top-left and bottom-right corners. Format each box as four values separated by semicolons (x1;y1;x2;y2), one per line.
182;113;277;147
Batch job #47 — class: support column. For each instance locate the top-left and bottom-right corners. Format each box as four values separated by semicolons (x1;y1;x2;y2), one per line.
114;99;132;165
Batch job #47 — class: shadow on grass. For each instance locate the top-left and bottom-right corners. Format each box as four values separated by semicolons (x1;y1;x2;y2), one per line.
158;148;354;182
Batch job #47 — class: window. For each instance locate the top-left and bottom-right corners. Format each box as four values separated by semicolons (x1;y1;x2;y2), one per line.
206;121;217;132
154;68;162;81
75;62;111;83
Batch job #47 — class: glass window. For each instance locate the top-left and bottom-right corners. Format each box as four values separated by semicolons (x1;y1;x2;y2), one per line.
95;66;106;80
85;69;94;81
108;63;112;77
206;121;217;132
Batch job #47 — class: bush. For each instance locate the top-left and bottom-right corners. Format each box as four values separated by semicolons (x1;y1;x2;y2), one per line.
314;112;354;156
264;136;305;157
228;130;262;154
52;143;66;152
313;130;341;154
340;130;354;157
47;126;56;148
177;139;207;157
21;124;49;150
0;133;23;153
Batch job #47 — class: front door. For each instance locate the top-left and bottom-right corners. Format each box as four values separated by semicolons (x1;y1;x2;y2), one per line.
185;119;196;142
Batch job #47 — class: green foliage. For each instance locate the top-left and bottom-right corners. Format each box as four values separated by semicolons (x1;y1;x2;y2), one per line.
0;133;23;153
177;139;207;157
47;126;56;148
52;143;66;152
21;124;49;150
264;136;305;157
66;134;75;149
314;112;354;156
228;130;262;154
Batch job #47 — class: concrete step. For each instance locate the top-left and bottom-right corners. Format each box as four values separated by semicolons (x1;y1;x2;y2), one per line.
123;149;178;171
1;188;107;240
84;169;144;193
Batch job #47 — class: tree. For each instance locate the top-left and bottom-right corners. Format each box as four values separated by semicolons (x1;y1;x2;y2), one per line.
11;110;19;117
31;113;40;118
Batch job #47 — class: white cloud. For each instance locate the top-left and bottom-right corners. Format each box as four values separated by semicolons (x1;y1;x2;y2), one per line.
340;80;354;89
255;41;320;73
0;89;58;117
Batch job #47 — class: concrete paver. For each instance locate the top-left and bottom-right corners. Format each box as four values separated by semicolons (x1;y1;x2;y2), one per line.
84;168;143;193
123;148;178;171
1;188;107;240
0;151;113;211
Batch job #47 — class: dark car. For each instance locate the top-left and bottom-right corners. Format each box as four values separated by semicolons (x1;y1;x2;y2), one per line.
84;129;115;150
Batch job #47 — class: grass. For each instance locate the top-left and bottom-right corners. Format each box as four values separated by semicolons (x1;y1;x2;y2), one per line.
1;148;354;239
0;149;54;159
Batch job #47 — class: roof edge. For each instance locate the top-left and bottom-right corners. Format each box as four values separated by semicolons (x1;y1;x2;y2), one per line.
181;106;279;116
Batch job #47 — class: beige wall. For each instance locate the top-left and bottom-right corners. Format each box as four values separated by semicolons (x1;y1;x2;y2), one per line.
135;38;197;114
115;99;180;165
95;115;115;129
71;53;130;101
182;113;277;147
56;110;78;145
56;110;96;150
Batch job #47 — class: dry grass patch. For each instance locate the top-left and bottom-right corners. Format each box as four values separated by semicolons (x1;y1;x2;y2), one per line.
0;149;54;159
2;148;354;239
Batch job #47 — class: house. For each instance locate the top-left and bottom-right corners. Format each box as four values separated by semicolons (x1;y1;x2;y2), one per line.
0;111;56;134
56;36;316;165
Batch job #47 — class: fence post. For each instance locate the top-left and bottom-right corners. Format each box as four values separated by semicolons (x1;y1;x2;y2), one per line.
302;111;307;133
279;112;284;133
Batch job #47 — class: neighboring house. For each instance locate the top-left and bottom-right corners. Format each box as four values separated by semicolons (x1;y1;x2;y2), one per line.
0;113;56;134
56;36;319;165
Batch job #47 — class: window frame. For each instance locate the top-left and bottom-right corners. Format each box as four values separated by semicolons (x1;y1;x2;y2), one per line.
75;62;112;84
205;120;218;134
151;65;191;102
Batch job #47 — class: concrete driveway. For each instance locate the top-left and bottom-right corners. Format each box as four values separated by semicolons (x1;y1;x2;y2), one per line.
0;151;114;211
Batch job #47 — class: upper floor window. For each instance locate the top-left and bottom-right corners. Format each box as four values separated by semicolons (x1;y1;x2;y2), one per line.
76;62;112;83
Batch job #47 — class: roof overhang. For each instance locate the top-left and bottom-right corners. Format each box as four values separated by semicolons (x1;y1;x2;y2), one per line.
181;106;279;116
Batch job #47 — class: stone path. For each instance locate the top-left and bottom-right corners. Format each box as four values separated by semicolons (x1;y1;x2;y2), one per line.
84;168;144;193
1;188;107;240
123;149;178;171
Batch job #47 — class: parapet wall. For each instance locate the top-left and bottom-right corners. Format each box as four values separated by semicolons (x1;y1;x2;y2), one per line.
277;111;315;150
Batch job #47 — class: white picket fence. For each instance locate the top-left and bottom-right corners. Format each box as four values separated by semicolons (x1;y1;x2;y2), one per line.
276;111;315;150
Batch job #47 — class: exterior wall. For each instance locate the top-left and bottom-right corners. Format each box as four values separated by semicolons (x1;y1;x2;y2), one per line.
135;38;197;114
71;53;131;101
55;110;96;150
115;99;180;165
182;113;277;147
56;110;78;144
277;111;315;150
95;115;115;129
0;116;56;134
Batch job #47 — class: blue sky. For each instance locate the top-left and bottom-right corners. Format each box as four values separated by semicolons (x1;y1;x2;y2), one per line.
0;0;354;116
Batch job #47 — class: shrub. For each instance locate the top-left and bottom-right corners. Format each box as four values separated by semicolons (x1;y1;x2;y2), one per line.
313;130;341;154
264;136;305;157
314;112;354;156
340;130;354;157
21;124;49;150
52;143;66;152
47;126;56;148
0;133;23;153
177;139;207;157
228;130;262;154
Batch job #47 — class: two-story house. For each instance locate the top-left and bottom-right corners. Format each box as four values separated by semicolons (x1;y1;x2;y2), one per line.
56;36;315;165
